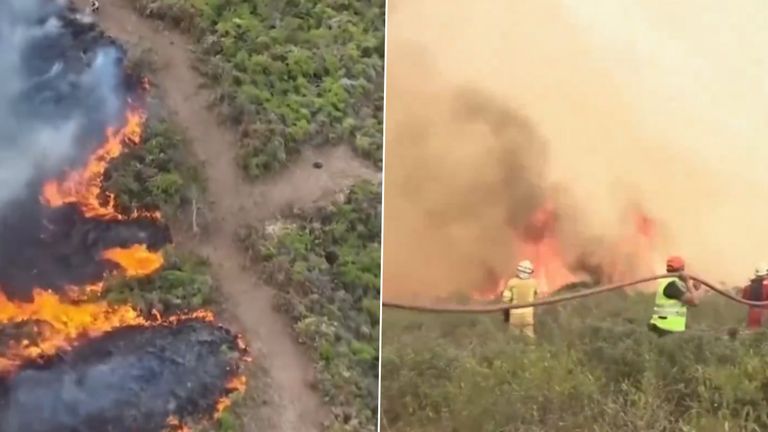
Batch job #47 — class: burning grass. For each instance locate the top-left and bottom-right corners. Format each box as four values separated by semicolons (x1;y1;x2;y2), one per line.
130;0;385;178
0;4;248;430
104;248;216;317
381;290;767;432
0;290;144;376
104;118;206;223
41;108;157;220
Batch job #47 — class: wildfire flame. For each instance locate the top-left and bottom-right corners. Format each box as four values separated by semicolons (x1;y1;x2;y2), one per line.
1;86;247;428
102;244;165;276
40;108;159;221
0;288;145;375
216;375;248;416
475;202;663;300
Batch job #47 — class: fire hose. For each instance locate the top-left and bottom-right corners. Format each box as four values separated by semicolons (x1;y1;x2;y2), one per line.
381;272;768;313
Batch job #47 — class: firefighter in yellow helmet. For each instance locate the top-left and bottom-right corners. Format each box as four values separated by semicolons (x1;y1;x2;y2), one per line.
502;260;538;337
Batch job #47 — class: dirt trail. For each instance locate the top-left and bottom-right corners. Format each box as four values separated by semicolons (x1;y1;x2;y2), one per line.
83;1;380;430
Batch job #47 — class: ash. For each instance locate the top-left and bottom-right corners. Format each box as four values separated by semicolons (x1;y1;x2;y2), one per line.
0;318;247;432
0;202;171;301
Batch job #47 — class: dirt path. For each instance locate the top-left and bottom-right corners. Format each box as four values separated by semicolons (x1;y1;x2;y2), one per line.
84;2;380;431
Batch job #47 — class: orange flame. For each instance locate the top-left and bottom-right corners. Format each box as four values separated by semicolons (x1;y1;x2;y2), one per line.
102;244;164;276
0;289;145;374
40;109;159;220
516;203;577;295
215;374;247;416
165;416;190;432
11;89;250;426
477;203;664;300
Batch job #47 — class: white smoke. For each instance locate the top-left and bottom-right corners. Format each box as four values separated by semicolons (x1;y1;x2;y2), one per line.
0;0;127;210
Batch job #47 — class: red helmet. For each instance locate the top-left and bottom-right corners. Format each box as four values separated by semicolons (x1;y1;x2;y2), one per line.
666;256;685;272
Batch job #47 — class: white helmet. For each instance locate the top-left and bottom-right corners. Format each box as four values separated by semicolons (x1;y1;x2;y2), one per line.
516;260;534;278
755;263;768;277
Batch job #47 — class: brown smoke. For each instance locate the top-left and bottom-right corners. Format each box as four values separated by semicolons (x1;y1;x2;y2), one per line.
383;0;768;301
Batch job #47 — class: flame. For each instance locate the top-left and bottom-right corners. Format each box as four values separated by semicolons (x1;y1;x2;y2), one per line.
476;203;664;300
40;109;159;220
165;416;190;432
215;374;247;416
516;203;577;295
0;288;145;374
6;83;250;427
102;244;164;276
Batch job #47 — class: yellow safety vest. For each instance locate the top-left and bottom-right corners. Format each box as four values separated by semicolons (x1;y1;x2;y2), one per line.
649;277;688;332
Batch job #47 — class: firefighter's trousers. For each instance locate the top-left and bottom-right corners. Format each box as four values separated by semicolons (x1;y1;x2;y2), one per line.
508;308;535;338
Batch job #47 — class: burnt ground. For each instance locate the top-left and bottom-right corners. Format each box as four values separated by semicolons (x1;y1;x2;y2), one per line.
0;318;247;432
79;0;381;430
0;201;169;300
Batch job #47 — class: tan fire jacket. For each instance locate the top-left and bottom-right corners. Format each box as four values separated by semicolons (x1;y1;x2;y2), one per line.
502;277;538;326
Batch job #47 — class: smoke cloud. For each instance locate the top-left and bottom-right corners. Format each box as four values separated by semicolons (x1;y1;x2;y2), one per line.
383;0;768;300
0;0;127;211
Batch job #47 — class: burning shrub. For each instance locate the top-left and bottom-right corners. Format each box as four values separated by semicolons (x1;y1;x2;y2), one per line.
0;318;247;432
241;180;381;431
131;0;385;178
105;119;205;218
105;248;215;317
0;3;248;429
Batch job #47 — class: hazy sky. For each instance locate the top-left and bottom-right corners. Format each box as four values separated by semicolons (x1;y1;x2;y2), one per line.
383;0;768;299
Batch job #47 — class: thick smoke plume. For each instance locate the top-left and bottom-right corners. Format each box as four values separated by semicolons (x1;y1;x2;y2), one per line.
383;0;768;300
0;0;127;211
0;319;248;432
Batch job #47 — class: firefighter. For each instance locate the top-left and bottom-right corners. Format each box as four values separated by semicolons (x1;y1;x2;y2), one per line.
741;263;768;330
502;260;538;338
648;256;703;337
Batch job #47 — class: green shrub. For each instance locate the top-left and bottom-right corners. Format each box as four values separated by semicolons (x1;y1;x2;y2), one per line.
382;291;768;432
105;248;215;316
105;119;205;217
131;0;385;178
241;180;381;431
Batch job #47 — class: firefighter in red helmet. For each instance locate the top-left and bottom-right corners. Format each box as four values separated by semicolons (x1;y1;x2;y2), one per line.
647;256;703;337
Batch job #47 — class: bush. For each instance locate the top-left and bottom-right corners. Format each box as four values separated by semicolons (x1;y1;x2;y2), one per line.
241;180;381;431
131;0;385;178
105;119;205;218
105;248;216;317
382;290;768;432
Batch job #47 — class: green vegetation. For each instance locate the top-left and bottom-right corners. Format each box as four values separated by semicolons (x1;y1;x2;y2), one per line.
381;289;768;432
131;0;385;178
105;248;215;316
241;180;381;431
105;118;205;219
102;90;245;429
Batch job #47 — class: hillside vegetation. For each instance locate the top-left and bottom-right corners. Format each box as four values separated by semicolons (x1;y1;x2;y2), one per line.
381;288;768;432
241;180;381;432
131;0;385;178
102;88;243;430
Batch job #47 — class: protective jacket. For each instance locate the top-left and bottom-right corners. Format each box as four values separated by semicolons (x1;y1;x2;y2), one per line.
649;277;688;332
502;277;538;335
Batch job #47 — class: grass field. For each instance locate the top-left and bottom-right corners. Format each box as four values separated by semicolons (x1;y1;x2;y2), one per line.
241;180;382;432
131;0;385;179
381;287;768;432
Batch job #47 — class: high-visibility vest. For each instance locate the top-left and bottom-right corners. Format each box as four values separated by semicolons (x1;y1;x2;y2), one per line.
649;277;688;332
